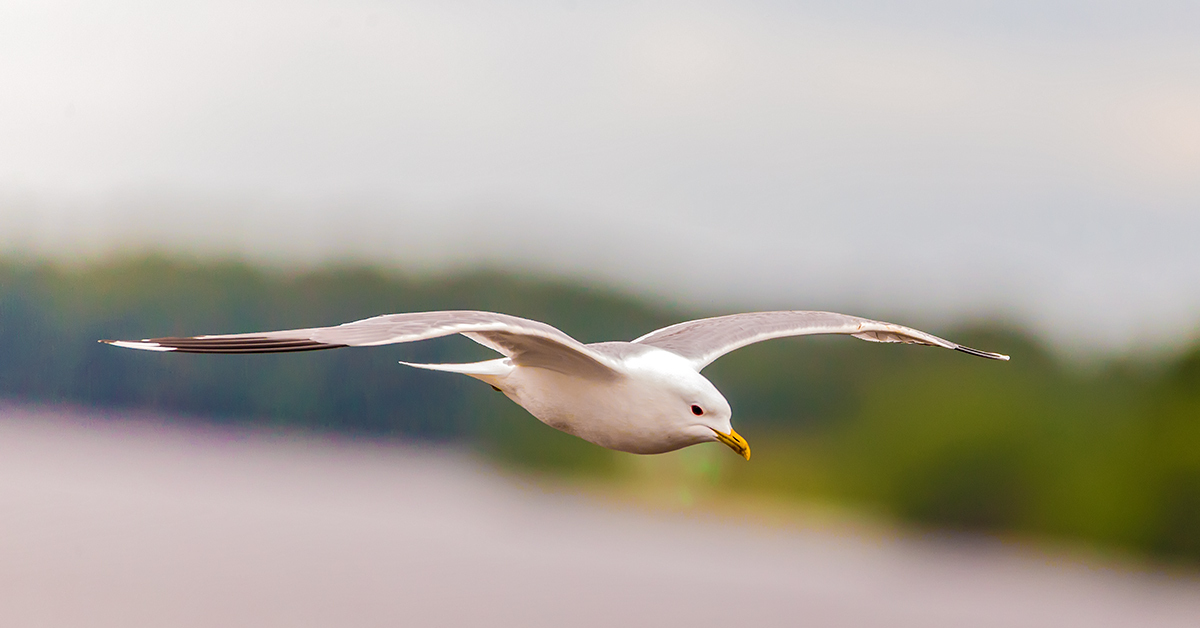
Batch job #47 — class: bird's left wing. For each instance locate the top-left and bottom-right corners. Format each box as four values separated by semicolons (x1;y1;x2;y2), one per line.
102;310;620;379
633;311;1008;370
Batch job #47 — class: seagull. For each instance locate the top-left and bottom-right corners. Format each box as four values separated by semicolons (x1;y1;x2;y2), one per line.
102;310;1008;460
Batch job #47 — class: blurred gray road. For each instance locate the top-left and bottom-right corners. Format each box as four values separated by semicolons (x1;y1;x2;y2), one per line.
1;404;1197;628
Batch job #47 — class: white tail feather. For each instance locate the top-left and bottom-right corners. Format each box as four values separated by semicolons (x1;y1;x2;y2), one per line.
399;358;513;385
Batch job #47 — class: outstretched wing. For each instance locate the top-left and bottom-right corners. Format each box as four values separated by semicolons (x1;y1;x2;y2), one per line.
633;311;1008;370
102;311;619;379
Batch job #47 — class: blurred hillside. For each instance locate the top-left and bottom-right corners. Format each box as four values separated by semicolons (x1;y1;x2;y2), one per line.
1;257;1197;562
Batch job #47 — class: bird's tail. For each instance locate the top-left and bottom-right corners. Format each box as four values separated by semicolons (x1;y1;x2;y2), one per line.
399;358;514;387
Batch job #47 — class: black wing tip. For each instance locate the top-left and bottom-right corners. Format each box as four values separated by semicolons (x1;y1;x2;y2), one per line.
954;345;1010;361
101;336;345;354
152;336;344;354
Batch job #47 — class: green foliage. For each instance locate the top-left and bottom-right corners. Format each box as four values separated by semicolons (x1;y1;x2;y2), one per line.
2;256;1199;561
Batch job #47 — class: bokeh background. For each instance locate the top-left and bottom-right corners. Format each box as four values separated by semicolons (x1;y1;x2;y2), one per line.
1;1;1198;625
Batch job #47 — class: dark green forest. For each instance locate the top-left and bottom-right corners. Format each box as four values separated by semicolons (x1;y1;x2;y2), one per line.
2;257;1198;562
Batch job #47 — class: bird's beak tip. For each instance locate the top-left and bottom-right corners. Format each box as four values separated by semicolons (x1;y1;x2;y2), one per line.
712;427;751;461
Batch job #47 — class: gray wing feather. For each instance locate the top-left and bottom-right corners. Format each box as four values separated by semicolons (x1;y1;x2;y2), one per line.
102;311;619;379
633;311;1009;369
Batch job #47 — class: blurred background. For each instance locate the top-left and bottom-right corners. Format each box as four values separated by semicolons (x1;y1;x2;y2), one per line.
1;1;1199;625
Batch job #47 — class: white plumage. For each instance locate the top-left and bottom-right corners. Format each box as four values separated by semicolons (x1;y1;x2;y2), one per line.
103;310;1008;459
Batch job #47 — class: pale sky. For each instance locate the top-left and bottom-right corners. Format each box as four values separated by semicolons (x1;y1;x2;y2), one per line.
1;0;1198;354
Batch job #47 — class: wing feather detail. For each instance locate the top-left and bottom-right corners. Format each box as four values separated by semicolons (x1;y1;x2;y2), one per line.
102;311;620;379
633;311;1008;369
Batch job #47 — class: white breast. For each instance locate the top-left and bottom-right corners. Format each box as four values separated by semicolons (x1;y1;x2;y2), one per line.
499;348;708;454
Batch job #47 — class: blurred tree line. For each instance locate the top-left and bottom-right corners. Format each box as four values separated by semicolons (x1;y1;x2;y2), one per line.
1;257;1197;562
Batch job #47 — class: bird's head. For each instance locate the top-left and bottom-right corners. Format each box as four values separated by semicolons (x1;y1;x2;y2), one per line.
674;372;749;461
622;345;750;460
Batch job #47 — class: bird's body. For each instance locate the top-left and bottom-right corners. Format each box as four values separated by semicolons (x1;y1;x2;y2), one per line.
103;310;1008;460
474;343;729;455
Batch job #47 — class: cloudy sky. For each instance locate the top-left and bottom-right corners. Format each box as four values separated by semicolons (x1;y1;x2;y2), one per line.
1;1;1198;353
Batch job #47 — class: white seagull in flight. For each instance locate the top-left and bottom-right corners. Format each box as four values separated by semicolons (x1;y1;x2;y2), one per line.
103;310;1008;460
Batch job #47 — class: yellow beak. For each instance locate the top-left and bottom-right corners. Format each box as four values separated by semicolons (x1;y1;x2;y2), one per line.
712;427;751;461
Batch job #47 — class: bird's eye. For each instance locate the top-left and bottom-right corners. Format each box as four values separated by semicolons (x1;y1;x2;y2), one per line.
691;405;704;416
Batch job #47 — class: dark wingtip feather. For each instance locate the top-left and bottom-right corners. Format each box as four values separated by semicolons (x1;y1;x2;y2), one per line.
101;335;345;354
954;345;1010;361
146;336;344;354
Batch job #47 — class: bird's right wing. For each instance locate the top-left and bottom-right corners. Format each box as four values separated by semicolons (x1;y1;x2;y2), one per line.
633;311;1009;370
102;310;620;380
